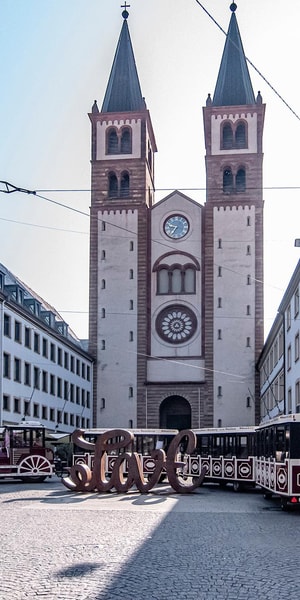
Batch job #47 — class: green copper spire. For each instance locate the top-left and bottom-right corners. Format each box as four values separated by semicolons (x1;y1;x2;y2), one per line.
213;3;255;106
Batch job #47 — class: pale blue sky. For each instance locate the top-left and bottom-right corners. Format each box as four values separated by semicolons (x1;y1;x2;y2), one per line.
1;0;299;339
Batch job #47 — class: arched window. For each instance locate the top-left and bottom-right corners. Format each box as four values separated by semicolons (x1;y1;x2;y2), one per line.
108;172;118;197
107;128;118;154
120;128;132;153
222;123;233;149
235;122;246;148
158;268;169;294
236;168;246;192
171;268;182;294
120;172;130;197
184;268;196;293
157;264;196;294
223;168;233;193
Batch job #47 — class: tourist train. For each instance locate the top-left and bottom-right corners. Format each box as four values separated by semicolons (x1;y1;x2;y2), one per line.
1;415;300;509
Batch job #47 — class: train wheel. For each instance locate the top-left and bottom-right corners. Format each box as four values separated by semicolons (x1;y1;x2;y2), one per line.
18;455;52;482
233;481;242;492
280;498;289;512
263;492;272;500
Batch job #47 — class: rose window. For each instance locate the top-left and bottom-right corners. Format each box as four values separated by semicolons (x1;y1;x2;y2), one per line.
156;305;197;344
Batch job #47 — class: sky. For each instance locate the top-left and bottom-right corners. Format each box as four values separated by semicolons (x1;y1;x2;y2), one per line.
1;0;299;341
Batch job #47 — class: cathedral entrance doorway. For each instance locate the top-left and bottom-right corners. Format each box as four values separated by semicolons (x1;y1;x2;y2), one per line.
159;396;191;430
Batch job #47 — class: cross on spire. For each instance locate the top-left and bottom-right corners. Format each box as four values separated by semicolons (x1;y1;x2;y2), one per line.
121;2;130;19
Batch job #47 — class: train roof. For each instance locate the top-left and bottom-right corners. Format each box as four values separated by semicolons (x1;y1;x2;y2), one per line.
257;413;300;428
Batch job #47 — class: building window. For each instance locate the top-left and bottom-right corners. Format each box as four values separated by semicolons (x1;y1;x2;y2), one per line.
235;122;246;148
24;362;31;386
42;406;48;420
57;347;62;366
247;275;251;285
129;241;134;251
3;353;10;378
157;265;197;295
101;221;106;231
101;279;106;289
218;297;222;308
129;387;133;398
236;168;246;192
76;387;80;404
246;337;251;347
50;408;55;421
70;414;74;426
64;352;69;370
217;386;222;397
42;371;48;392
246;305;251;315
295;333;299;362
247;216;251;226
70;384;74;403
246;245;251;255
101;250;106;260
294;287;299;318
81;363;86;379
296;381;300;411
246;396;251;408
218;267;222;277
129;269;134;279
64;381;69;400
120;171;130;197
57;378;62;398
3;395;10;411
101;397;106;409
34;367;40;389
101;340;106;350
34;332;40;353
129;300;134;310
70;356;75;372
87;366;91;382
14;358;21;382
129;331;134;342
222;122;233;149
107;128;118;154
33;403;39;418
24;327;31;348
217;419;222;428
14;397;21;413
4;314;11;337
120;128;132;153
287;344;292;370
42;338;48;358
218;238;222;249
14;320;21;343
86;391;90;408
76;359;80;375
81;389;85;406
217;329;222;340
223;168;233;193
50;374;55;395
50;343;56;362
287;304;291;330
108;172;118;198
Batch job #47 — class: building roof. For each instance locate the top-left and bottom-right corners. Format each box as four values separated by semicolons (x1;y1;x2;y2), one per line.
212;3;255;106
0;262;87;350
101;11;145;113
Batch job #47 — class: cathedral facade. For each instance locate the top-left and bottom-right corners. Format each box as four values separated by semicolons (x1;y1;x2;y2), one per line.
88;4;265;429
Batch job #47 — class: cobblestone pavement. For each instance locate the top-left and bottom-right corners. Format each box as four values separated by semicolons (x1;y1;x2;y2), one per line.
1;477;300;600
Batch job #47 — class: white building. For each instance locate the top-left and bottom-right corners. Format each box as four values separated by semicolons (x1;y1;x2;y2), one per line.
258;260;300;421
0;263;93;432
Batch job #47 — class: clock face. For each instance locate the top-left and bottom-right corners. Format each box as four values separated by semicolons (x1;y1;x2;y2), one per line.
164;215;189;239
156;305;197;344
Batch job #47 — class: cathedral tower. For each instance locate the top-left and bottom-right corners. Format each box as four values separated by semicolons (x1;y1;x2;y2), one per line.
89;8;157;426
203;2;265;425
